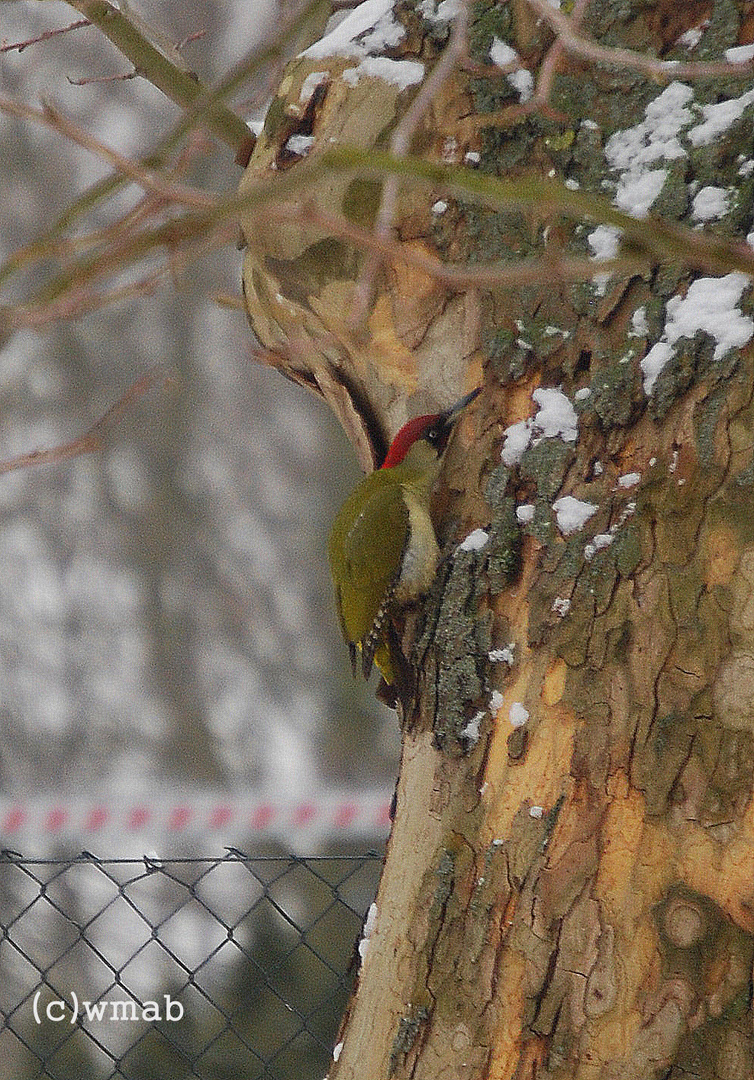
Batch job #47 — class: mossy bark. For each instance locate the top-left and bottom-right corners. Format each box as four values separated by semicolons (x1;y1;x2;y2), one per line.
240;2;754;1077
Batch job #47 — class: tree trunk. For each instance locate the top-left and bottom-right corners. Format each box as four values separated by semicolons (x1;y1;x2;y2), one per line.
240;2;754;1076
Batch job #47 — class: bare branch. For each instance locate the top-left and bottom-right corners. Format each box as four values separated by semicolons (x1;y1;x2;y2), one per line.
0;95;215;209
0;366;176;476
66;0;250;150
458;0;589;136
176;29;208;52
2;267;171;331
1;215;235;332
0;19;90;54
527;0;754;81
319;145;754;279
0;0;330;300
351;0;472;324
277;201;649;290
67;68;138;86
3;0;753;350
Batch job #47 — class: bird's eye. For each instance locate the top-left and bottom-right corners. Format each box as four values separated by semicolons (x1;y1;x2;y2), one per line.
424;423;443;446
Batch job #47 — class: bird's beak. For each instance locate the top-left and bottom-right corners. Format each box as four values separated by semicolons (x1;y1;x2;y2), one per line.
440;385;482;425
427;385;482;455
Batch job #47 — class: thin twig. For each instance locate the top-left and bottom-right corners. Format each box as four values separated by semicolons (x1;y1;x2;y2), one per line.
0;192;178;291
212;292;246;311
9;131;754;336
0;0;330;299
531;0;590;111
3;216;234;331
276;201;649;289
2;267;171;331
5;0;754;347
319;145;754;279
112;2;198;75
176;30;208;52
0;19;90;53
527;0;754;80
0;367;176;476
0;95;216;209
458;0;590;136
351;0;472;325
67;68;138;86
66;0;250;150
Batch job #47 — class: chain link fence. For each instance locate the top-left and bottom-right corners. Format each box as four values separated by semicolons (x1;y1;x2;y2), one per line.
0;851;383;1079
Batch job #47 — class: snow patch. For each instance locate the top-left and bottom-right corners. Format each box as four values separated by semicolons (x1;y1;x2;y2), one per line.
584;533;613;561
358;902;378;965
489;37;517;67
509;702;529;728
419;0;461;21
303;0;404;59
501;388;578;466
532;387;578;441
516;503;535;524
341;57;424;89
489;690;505;712
604;82;693;218
628;306;649;337
489;644;515;665
461;711;485;746
676;26;705;49
605;79;754;216
689;87;754;146
300;1;424;94
641;274;754;394
552;597;571;617
726;44;754;64
501;420;534;466
692;185;730;222
299;70;328;104
553;496;598;536
588;225;622;261
458;528;489;552
490;38;533;102
284;134;314;157
640;341;674;396
588;224;622;295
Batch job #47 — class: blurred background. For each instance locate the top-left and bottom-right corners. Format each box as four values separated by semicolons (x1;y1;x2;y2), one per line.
0;0;400;861
0;3;398;1074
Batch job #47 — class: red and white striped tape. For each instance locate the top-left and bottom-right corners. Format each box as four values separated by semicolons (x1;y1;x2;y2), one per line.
0;791;392;846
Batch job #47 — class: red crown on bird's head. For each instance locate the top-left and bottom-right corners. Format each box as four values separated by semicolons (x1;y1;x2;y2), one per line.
380;414;439;469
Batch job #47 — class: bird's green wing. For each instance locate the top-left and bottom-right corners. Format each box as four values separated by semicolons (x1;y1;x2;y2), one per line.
329;469;409;663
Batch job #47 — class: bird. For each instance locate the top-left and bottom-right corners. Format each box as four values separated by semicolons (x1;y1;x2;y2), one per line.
328;387;481;684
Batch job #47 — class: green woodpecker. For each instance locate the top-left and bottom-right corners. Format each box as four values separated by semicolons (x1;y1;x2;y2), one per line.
329;387;481;683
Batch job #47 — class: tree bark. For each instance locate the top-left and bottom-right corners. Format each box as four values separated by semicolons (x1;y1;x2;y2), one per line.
240;1;754;1076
